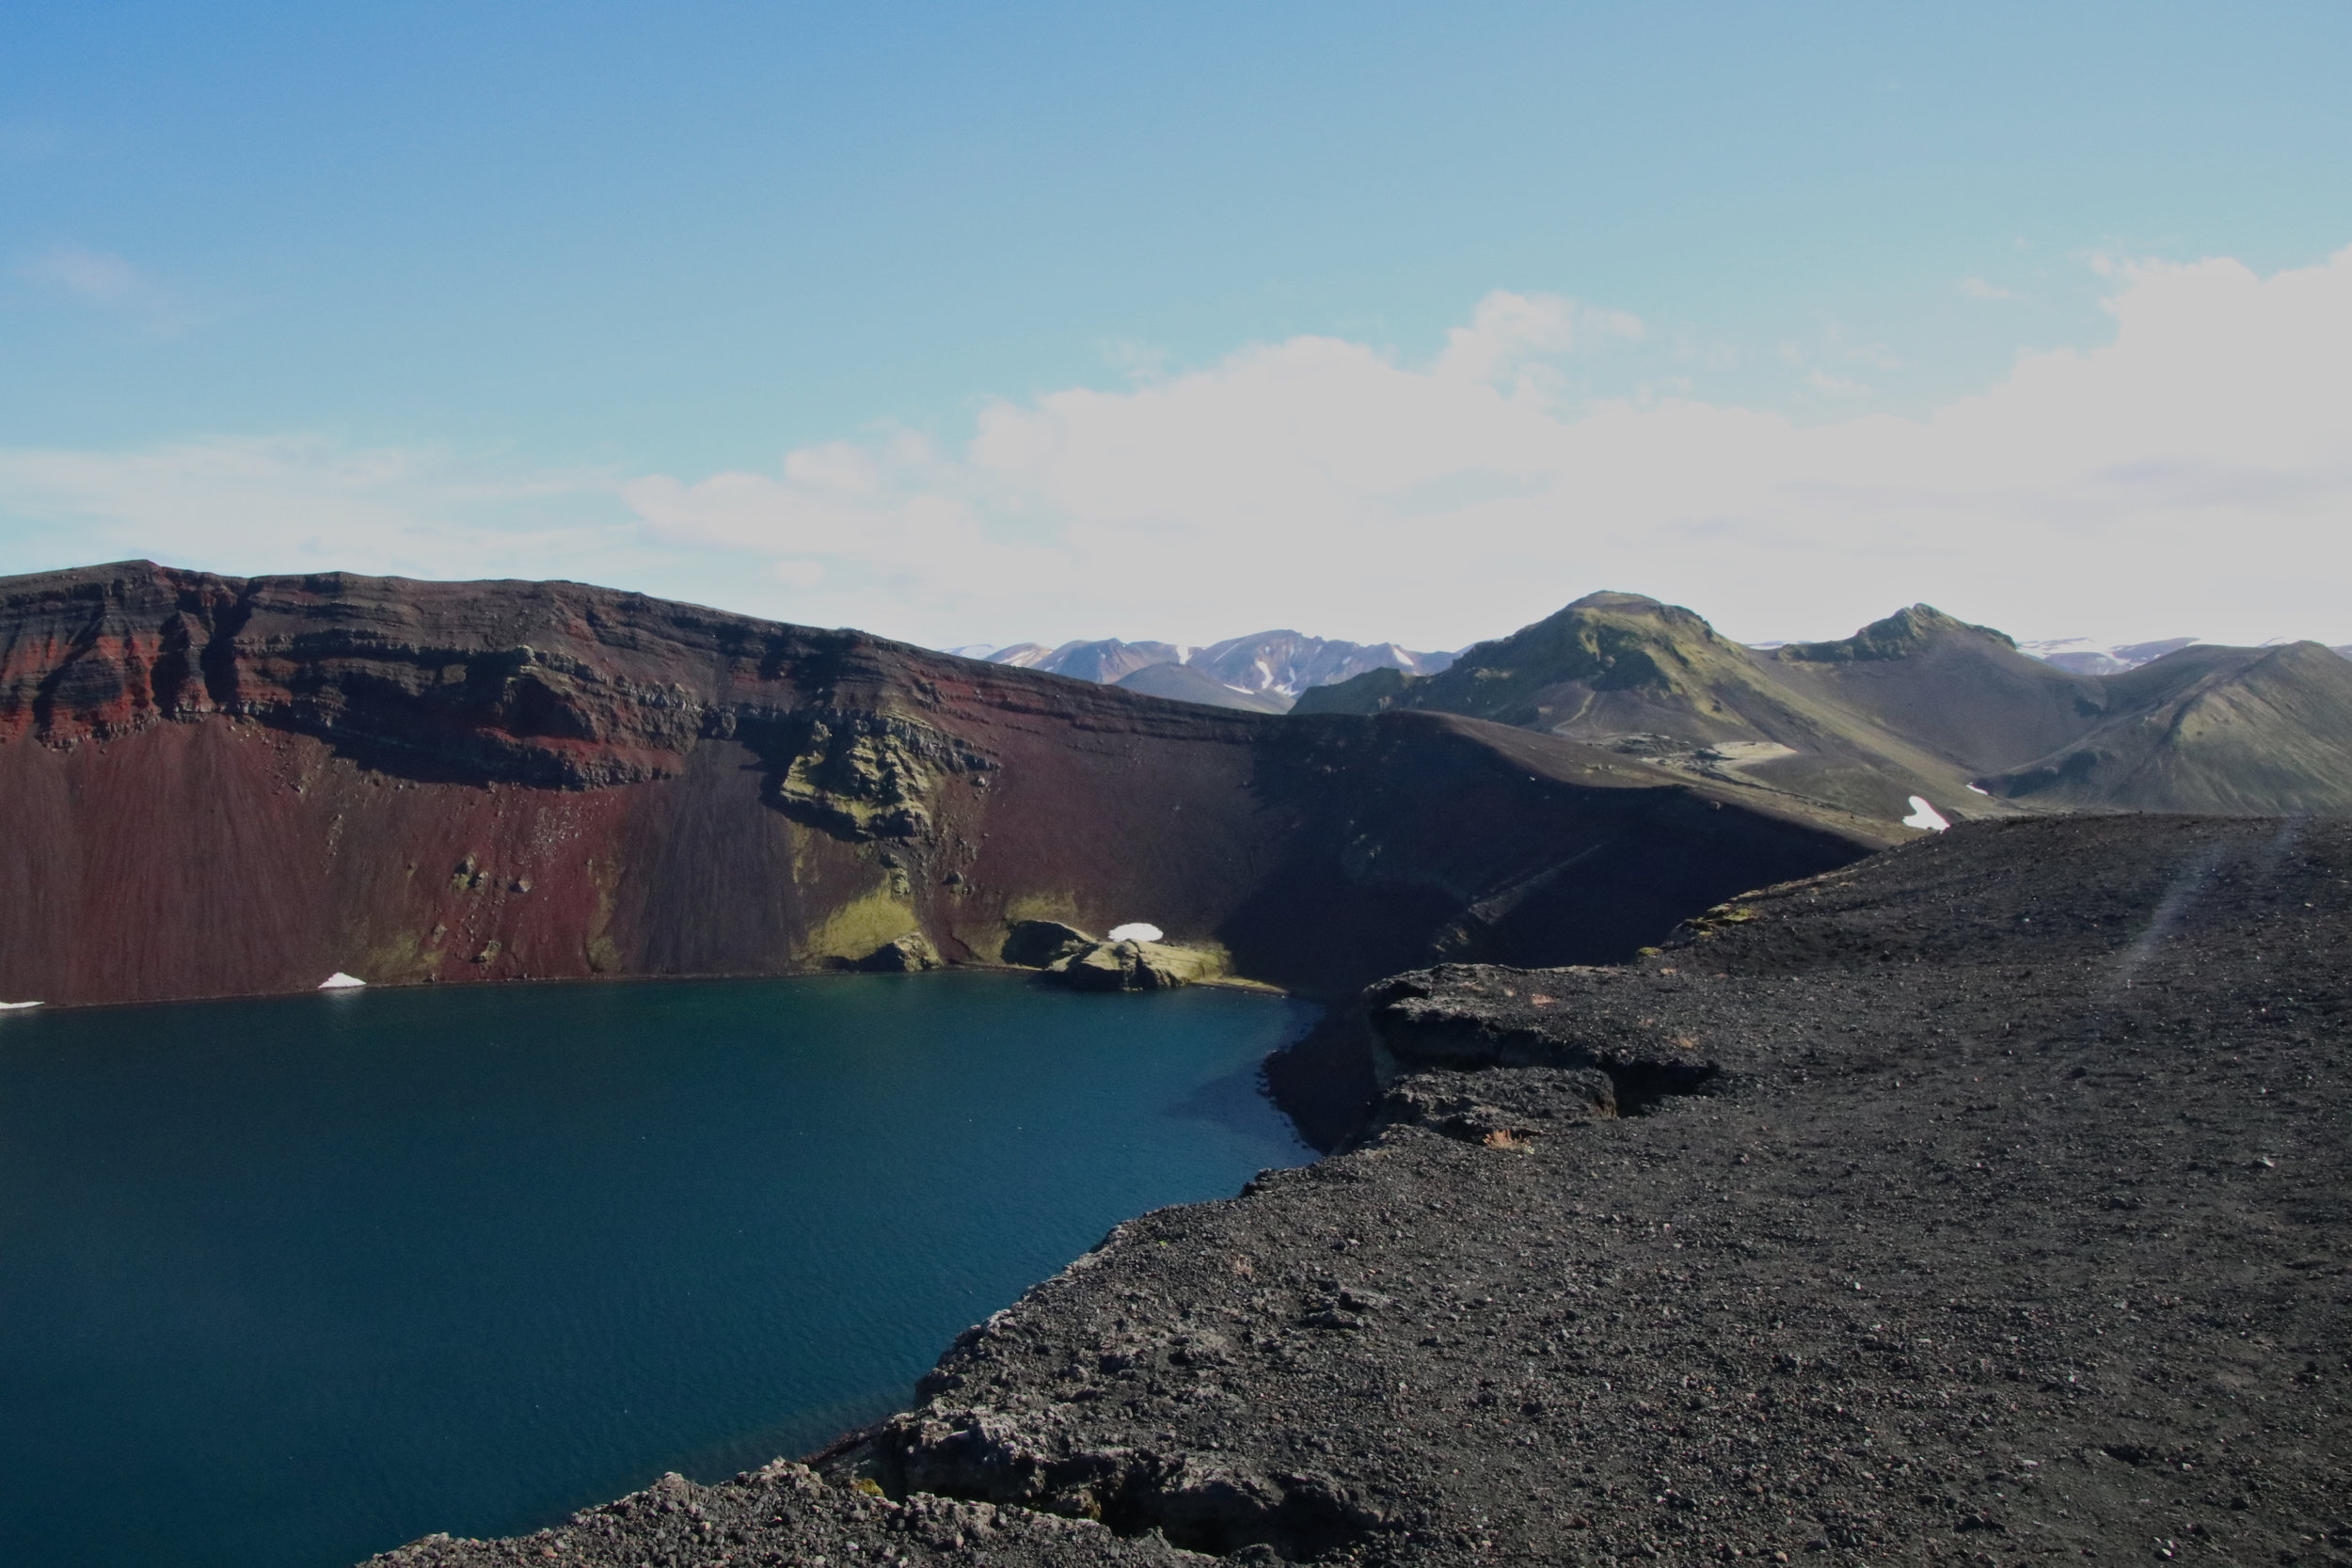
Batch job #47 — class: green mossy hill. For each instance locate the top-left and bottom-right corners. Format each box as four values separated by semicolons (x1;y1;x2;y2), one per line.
1290;665;1422;716
1775;602;2015;662
1289;589;2352;820
1295;593;1751;728
1979;641;2352;815
1291;591;1999;822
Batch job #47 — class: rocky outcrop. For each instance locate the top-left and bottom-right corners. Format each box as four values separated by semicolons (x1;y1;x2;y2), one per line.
0;562;1891;1008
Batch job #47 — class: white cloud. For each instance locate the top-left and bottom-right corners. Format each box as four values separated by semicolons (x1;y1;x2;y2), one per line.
0;436;636;583
1957;277;2015;300
1803;370;1870;396
4;259;2350;652
17;245;192;335
1433;290;1643;385
610;262;2352;648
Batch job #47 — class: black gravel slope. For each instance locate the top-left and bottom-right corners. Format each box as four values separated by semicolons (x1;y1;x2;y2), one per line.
371;815;2351;1568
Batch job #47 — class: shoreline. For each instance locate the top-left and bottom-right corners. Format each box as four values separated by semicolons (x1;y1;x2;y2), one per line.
0;958;1316;1022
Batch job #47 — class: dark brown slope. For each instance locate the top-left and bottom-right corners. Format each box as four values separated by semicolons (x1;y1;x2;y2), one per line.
0;562;1889;1007
369;813;2352;1568
1981;640;2352;815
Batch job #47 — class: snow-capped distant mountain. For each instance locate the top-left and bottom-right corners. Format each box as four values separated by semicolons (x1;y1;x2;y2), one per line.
971;630;1456;705
2016;637;2201;675
984;639;1191;684
1188;631;1454;697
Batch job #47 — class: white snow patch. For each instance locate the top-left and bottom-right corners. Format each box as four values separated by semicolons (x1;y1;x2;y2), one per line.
1106;923;1164;943
1965;783;1992;796
1902;796;1951;832
318;972;368;990
0;999;42;1011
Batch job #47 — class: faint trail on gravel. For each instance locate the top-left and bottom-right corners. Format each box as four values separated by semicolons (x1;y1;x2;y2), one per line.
2249;812;2309;879
2112;837;2236;993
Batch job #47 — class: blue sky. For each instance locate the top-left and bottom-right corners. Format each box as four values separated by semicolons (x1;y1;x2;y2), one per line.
5;2;2350;649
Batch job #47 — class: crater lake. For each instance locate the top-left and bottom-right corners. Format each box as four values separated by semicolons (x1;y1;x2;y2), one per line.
0;973;1315;1568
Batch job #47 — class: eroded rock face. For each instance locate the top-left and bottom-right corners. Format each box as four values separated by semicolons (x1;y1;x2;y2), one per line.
771;708;993;843
0;562;1888;1007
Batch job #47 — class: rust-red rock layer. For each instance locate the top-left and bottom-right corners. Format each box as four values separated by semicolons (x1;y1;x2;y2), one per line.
0;562;1897;1007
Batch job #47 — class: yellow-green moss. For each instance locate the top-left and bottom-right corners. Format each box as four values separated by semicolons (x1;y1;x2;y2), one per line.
797;880;920;965
356;928;441;985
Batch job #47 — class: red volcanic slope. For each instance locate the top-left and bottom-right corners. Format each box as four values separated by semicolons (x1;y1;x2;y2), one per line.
0;562;1896;1007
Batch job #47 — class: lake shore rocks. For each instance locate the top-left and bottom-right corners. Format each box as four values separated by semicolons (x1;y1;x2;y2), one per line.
1001;918;1232;991
375;814;2352;1566
856;932;941;972
1045;938;1227;991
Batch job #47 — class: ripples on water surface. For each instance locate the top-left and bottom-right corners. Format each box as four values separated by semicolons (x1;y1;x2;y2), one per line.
0;973;1315;1568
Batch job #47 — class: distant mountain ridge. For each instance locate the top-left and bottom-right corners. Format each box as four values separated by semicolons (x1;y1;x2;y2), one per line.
972;631;1456;711
1295;591;2352;820
2017;635;2203;674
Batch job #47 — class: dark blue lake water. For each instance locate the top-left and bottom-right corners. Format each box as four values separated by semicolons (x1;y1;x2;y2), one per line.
0;974;1315;1568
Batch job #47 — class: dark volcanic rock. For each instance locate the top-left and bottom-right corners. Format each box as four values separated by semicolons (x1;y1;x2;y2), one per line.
367;1465;1200;1567
0;562;1886;1007
1002;919;1099;968
377;813;2352;1566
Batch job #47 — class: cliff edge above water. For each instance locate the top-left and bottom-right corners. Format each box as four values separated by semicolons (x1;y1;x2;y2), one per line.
0;561;1893;1007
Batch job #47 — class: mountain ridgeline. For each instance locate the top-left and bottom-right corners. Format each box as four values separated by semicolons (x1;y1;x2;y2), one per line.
0;563;1887;1009
1293;592;2352;820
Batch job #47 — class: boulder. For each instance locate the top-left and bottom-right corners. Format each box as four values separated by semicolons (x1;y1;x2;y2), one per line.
1000;919;1096;968
857;933;941;972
